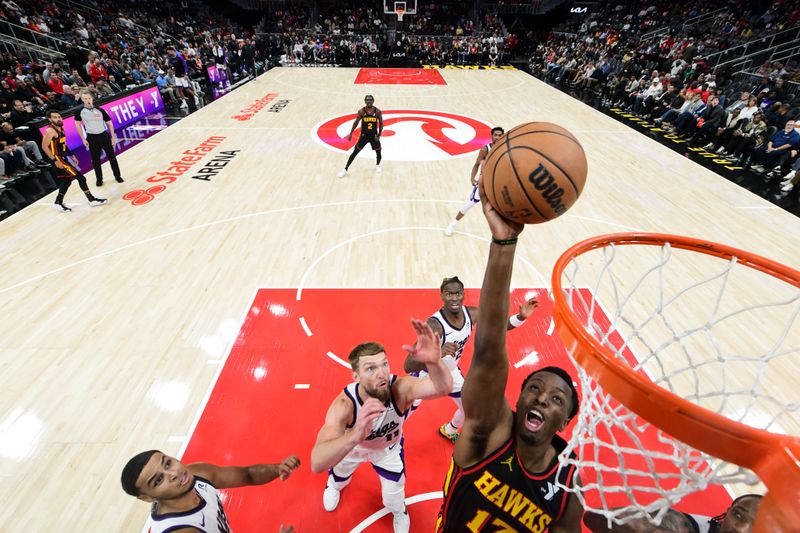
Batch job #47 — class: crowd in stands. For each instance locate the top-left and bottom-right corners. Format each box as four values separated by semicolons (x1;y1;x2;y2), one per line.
311;0;477;36
273;31;514;67
261;0;517;67
0;0;266;114
0;0;274;187
529;0;800;195
0;0;273;182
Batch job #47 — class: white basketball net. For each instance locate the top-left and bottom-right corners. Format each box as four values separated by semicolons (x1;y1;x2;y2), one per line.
554;241;800;528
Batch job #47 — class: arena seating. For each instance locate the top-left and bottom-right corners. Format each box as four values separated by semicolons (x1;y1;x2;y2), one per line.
527;0;800;206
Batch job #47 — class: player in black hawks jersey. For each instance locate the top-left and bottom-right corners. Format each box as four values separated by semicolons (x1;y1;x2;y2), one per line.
436;179;583;532
41;110;106;212
337;95;383;178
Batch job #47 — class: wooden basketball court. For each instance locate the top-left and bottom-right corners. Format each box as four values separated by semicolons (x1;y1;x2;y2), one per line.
0;67;797;532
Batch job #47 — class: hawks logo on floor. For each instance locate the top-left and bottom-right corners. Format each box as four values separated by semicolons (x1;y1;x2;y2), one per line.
312;110;492;161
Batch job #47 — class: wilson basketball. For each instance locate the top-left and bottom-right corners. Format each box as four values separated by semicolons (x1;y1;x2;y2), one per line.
482;122;588;224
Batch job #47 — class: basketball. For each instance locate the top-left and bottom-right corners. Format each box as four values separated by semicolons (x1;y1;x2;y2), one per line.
482;122;588;224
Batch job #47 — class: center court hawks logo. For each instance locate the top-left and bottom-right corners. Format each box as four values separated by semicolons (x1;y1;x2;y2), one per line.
312;110;492;162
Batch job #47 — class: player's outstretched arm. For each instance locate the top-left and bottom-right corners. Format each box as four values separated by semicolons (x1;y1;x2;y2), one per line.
507;297;538;330
188;455;300;489
466;297;538;331
456;177;524;465
397;319;452;408
310;393;383;473
403;317;445;373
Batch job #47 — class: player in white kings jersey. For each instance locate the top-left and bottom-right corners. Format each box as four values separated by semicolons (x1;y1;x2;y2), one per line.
121;449;300;532
310;319;453;533
444;126;505;236
404;276;538;443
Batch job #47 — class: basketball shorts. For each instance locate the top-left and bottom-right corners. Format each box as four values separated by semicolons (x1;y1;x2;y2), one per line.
52;160;79;180
174;76;189;88
468;184;480;204
332;439;405;482
356;136;381;151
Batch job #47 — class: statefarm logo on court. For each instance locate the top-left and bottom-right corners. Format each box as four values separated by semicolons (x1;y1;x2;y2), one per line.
231;92;289;121
122;136;226;206
312;110;492;162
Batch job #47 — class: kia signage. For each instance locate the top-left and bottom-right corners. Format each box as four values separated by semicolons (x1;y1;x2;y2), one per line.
569;1;596;15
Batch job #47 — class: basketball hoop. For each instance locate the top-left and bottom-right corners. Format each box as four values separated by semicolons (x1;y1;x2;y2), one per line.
551;232;800;532
395;6;405;22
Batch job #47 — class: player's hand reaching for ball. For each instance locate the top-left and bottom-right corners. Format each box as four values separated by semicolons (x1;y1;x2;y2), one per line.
277;455;301;480
352;398;385;442
402;319;442;365
479;176;523;241
517;297;539;320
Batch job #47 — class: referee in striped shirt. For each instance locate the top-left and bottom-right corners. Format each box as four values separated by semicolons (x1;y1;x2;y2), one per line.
76;89;123;186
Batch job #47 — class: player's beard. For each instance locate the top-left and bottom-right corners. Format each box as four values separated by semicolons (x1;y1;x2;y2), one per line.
365;384;391;403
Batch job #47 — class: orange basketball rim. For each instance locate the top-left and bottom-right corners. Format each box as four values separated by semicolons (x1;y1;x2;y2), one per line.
551;232;800;533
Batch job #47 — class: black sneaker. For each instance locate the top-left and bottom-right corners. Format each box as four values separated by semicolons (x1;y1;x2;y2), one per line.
55;202;72;212
115;176;124;183
89;197;107;206
96;178;103;187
